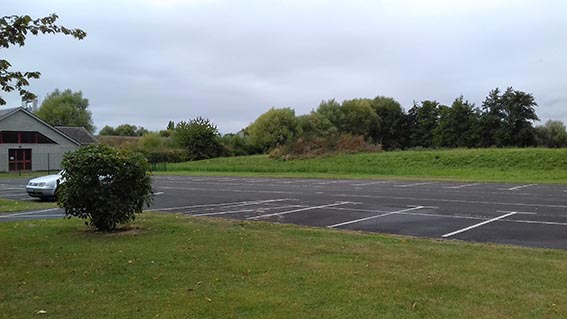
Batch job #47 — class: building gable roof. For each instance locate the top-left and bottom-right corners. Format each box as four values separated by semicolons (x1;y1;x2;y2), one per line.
0;107;82;146
0;107;20;121
54;126;98;145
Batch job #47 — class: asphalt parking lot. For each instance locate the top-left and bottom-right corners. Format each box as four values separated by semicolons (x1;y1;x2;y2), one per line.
2;175;567;250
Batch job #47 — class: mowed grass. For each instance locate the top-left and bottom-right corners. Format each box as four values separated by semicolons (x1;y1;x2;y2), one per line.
1;213;566;318
162;148;567;183
0;172;46;179
0;198;56;213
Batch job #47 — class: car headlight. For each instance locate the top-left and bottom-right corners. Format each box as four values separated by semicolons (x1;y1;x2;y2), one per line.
37;182;46;187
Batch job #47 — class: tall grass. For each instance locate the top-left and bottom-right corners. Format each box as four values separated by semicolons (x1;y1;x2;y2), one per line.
163;148;567;183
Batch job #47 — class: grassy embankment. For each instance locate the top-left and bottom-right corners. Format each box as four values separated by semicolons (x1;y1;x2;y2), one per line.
159;148;567;183
1;213;566;318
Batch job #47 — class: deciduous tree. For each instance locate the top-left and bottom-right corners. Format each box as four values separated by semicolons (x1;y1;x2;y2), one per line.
371;96;407;149
0;14;86;105
173;117;223;160
535;120;567;148
480;87;538;147
314;99;342;134
247;107;300;152
340;98;379;139
35;89;95;133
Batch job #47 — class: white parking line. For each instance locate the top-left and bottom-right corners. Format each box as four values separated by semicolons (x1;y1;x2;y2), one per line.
496;210;537;215
508;219;567;227
160;186;300;196
505;184;537;191
394;182;436;188
326;207;391;214
193;205;306;217
327;206;425;228
0;193;34;198
8;214;63;218
247;202;353;220
351;181;391;187
334;193;567;209
0;208;60;218
441;212;518;238
148;198;293;212
193;209;255;217
444;183;480;189
314;180;348;185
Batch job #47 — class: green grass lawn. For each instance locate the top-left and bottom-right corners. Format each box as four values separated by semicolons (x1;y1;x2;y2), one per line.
0;198;57;213
0;172;50;179
1;213;566;318
160;148;567;183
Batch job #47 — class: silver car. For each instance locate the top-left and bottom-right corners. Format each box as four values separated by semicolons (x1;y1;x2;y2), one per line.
26;170;64;200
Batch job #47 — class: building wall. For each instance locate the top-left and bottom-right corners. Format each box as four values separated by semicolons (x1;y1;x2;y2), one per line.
0;110;79;172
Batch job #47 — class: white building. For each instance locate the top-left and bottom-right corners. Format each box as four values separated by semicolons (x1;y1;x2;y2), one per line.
0;107;97;172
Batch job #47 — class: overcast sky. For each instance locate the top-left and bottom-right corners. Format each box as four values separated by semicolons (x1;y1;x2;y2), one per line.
3;0;566;133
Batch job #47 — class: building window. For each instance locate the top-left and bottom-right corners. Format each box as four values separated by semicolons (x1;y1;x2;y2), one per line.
0;131;56;144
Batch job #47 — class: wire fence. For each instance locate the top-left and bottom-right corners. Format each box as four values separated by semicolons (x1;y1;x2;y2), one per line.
2;151;64;175
2;151;169;174
149;162;168;172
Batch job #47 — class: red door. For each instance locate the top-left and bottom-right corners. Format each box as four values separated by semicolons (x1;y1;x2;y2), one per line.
8;149;32;171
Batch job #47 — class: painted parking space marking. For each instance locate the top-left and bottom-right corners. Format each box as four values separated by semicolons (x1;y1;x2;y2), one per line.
160;185;301;196
7;214;63;218
441;212;518;238
0;187;23;191
149;198;294;212
327;206;425;228
503;184;538;191
0;208;60;218
314;180;351;185
444;183;480;189
326;206;391;214
335;193;567;209
394;182;436;188
496;210;537;215
0;188;25;192
351;181;392;187
506;219;567;227
248;201;354;220
193;209;255;217
0;190;28;196
193;204;306;217
0;193;32;199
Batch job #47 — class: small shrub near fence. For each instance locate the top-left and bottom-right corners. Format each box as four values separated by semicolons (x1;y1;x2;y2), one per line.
140;149;188;172
150;162;168;171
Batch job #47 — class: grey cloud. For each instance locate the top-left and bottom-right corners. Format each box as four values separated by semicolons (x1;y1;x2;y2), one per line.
2;0;566;133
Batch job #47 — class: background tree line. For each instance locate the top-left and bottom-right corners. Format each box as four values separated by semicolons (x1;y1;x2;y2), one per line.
243;87;567;154
31;87;567;163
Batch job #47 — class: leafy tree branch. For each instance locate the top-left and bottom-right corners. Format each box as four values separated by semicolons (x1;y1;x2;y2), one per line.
0;13;86;105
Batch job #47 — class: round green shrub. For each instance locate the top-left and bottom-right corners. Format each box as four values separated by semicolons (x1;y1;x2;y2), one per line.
58;144;153;231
